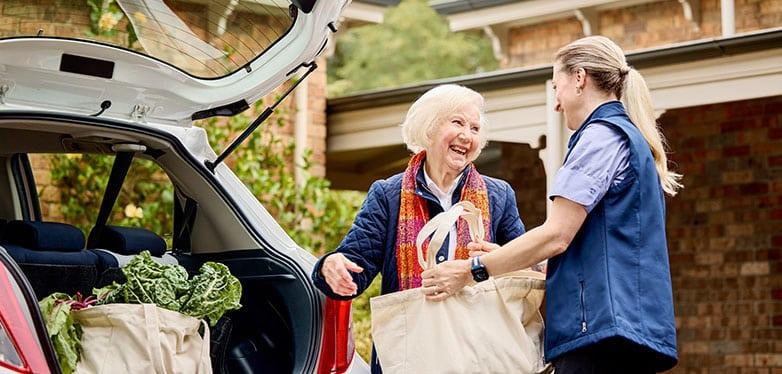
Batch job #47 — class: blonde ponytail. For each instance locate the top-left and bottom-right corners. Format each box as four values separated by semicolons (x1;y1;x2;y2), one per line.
555;36;683;196
622;68;683;196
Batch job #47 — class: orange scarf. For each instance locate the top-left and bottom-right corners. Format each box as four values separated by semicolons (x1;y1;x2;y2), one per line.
395;151;491;290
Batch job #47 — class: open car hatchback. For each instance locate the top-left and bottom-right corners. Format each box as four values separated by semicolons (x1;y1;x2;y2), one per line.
0;0;366;373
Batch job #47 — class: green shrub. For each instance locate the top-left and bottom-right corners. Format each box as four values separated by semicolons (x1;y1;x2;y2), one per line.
49;154;174;240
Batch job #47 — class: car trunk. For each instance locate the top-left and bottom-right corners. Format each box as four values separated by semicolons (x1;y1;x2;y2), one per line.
0;245;315;373
178;250;322;373
178;250;316;374
0;114;325;373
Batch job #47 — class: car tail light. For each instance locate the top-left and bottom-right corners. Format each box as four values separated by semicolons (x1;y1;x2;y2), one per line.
0;263;49;374
317;298;355;374
0;319;26;373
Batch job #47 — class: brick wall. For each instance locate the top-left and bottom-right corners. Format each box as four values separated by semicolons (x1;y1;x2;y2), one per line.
507;18;584;69
661;96;782;372
505;0;782;69
30;154;63;221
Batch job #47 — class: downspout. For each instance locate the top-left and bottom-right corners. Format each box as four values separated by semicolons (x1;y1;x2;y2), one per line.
294;73;309;187
721;0;735;37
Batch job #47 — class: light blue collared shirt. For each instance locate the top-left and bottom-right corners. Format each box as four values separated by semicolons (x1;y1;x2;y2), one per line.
549;122;631;213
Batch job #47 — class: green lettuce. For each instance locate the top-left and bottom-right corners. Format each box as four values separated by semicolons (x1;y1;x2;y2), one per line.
39;293;81;374
41;251;242;372
94;251;241;325
180;262;243;326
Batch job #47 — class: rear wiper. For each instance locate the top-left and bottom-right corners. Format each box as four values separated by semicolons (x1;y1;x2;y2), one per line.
205;62;317;173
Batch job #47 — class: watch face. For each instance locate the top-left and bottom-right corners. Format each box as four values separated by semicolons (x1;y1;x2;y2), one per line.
471;258;489;282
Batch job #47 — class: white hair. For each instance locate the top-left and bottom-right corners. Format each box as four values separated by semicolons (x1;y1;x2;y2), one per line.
400;84;489;156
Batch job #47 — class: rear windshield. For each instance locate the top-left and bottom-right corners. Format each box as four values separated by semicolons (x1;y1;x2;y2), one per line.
0;0;295;79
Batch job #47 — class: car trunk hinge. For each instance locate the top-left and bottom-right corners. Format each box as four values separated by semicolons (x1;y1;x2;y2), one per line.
205;61;318;173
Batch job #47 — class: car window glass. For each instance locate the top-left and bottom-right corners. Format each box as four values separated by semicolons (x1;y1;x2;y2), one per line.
0;0;295;79
33;153;173;245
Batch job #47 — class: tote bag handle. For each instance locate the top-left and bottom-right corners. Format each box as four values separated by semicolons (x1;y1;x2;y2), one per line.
415;201;484;270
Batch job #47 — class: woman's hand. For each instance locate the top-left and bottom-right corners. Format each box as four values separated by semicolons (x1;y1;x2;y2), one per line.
467;239;500;257
421;259;471;301
321;253;363;296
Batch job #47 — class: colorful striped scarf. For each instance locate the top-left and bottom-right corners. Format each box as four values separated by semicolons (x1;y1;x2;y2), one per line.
395;151;491;290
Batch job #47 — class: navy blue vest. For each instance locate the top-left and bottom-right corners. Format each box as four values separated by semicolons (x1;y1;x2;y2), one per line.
544;101;678;370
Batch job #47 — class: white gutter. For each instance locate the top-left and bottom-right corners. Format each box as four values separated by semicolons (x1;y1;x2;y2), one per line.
342;2;385;24
447;0;657;31
721;0;735;37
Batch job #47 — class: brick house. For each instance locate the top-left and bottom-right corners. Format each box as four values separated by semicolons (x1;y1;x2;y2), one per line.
329;0;782;372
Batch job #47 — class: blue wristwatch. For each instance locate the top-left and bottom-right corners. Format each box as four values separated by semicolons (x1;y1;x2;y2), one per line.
471;256;490;282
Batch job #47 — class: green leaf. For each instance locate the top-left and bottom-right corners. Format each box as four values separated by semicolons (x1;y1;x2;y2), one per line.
118;251;190;311
39;293;81;374
180;262;242;326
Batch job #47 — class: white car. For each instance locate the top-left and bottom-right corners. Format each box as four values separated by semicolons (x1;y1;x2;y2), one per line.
0;0;367;373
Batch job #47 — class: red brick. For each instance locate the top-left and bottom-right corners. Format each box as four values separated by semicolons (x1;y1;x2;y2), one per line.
726;354;754;366
755;354;782;366
766;101;782;115
721;119;752;132
770;128;782;139
753;142;782;155
723;145;751;157
739;183;769;196
771;209;782;220
757;249;782;261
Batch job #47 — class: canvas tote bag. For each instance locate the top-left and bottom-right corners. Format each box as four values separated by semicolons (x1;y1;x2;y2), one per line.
73;303;212;374
370;201;547;374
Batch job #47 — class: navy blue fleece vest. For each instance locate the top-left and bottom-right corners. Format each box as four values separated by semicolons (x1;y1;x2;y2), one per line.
544;101;678;370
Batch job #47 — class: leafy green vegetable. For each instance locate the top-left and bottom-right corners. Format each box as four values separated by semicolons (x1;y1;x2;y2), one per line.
121;251;189;311
40;252;242;372
95;251;241;325
39;293;82;374
180;262;243;326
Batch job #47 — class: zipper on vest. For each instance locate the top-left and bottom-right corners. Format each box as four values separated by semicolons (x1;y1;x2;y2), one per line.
579;280;587;333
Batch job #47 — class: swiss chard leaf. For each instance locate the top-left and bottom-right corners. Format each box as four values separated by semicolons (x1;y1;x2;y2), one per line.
39;293;81;374
180;262;242;326
94;251;242;325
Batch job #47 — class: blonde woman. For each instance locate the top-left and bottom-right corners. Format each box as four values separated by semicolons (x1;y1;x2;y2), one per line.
312;84;526;373
423;36;681;373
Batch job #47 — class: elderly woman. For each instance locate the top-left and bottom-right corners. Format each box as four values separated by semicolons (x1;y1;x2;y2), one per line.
311;84;525;373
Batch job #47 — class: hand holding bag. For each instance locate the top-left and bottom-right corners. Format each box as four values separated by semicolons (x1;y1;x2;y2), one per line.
370;201;547;374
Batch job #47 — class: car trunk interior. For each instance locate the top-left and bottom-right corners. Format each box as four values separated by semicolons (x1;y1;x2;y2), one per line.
0;116;322;373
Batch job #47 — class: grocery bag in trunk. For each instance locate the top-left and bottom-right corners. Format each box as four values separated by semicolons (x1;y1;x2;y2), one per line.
73;303;211;374
370;201;547;373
